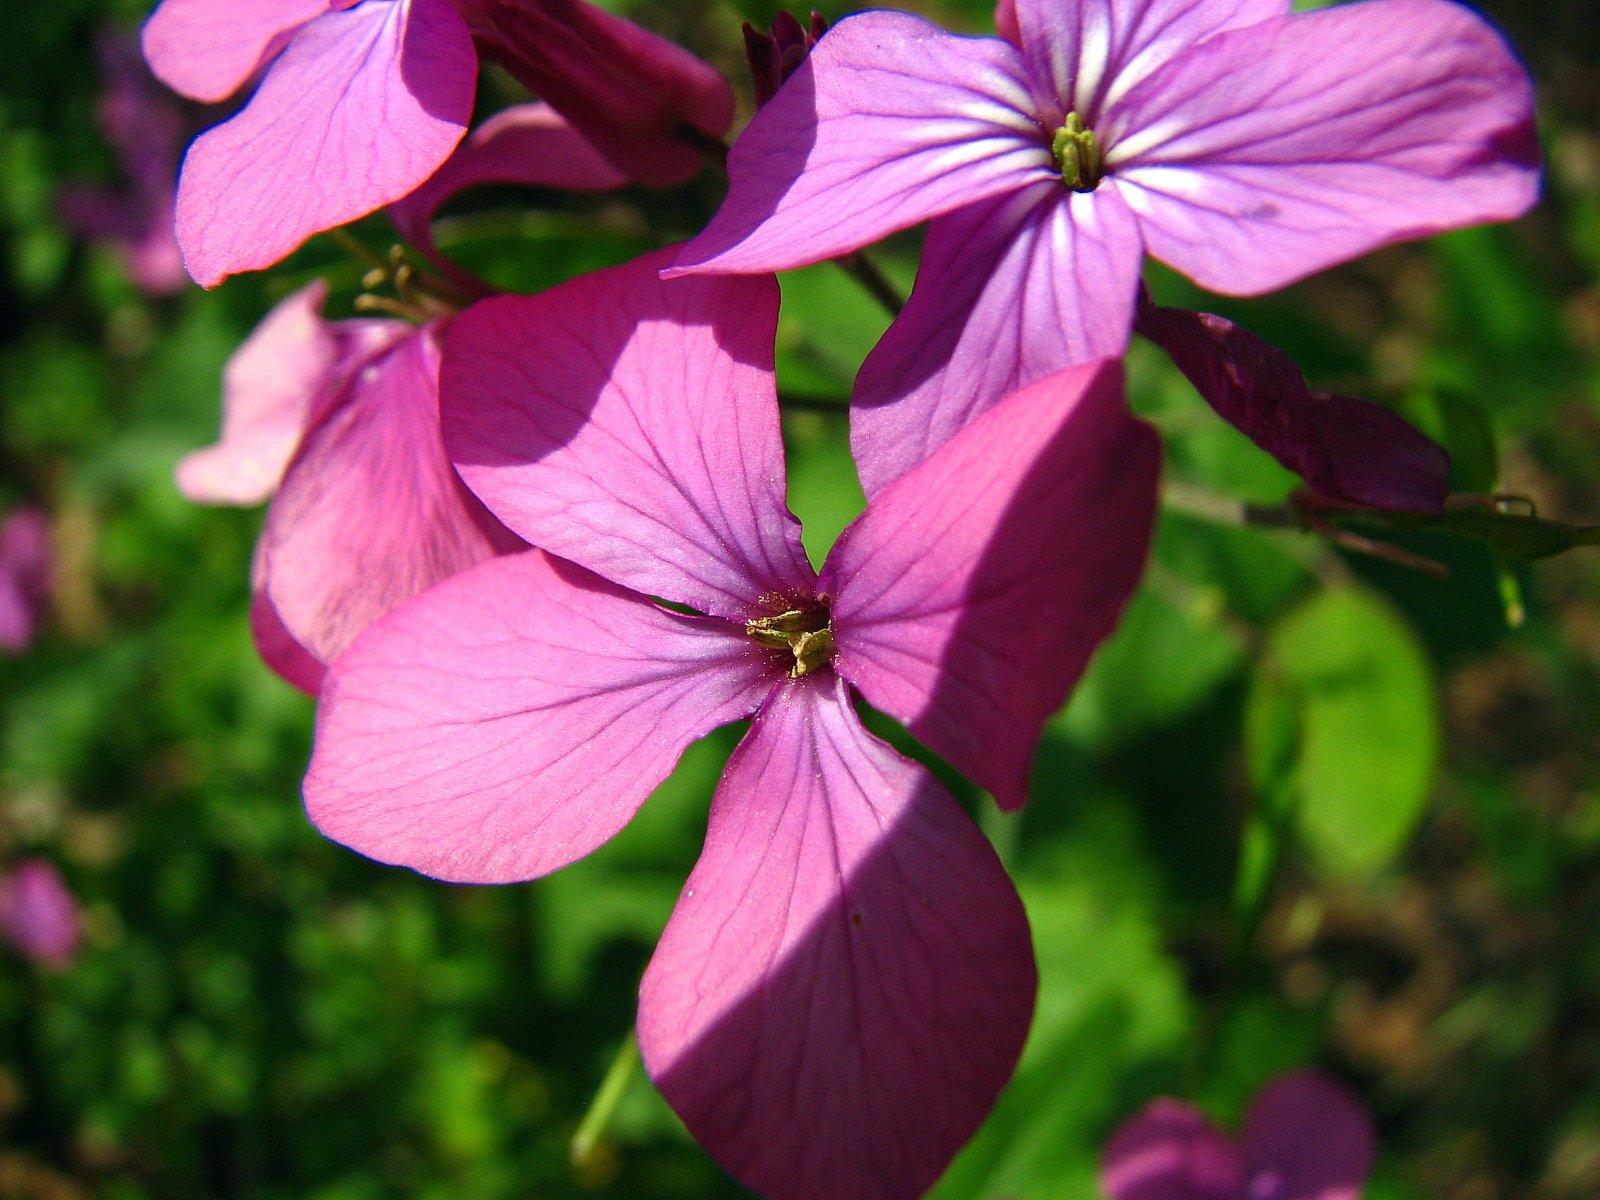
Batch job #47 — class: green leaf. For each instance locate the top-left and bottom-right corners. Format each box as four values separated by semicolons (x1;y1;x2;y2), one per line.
1246;588;1439;878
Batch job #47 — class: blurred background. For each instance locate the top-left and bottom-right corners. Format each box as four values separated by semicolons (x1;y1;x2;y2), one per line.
2;0;1598;1196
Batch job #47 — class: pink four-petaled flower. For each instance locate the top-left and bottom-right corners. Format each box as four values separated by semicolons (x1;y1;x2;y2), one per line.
674;0;1540;495
302;249;1161;1199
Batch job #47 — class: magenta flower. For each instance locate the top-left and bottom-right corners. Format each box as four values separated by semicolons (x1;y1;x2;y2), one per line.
673;0;1539;496
141;0;731;286
0;859;83;969
0;508;52;655
1102;1071;1375;1200
303;250;1159;1198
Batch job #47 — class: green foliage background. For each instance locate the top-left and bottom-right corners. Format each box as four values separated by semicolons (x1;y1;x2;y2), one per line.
2;0;1598;1197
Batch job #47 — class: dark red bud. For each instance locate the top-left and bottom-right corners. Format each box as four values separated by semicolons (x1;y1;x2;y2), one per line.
744;11;828;107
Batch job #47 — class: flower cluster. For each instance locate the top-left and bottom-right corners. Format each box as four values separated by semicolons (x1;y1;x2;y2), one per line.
145;0;1538;1195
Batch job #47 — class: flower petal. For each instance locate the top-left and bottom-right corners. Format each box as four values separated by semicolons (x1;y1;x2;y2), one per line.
1110;0;1540;295
851;182;1143;498
0;508;51;655
455;0;734;187
259;324;520;668
825;360;1159;811
1136;301;1449;511
304;549;771;883
671;10;1048;274
1004;0;1287;120
175;281;340;506
388;102;627;292
175;0;475;287
140;0;335;103
0;859;83;969
639;673;1035;1200
444;250;814;620
1101;1097;1244;1200
1240;1072;1375;1200
249;589;327;696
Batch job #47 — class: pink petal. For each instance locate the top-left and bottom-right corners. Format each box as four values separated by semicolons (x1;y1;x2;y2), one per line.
443;250;814;620
671;10;1049;275
175;0;475;287
1109;0;1540;296
1005;0;1287;120
639;673;1035;1200
1239;1072;1375;1200
140;0;336;103
388;102;627;291
0;859;83;969
259;323;520;668
454;0;734;187
176;281;341;506
825;360;1159;812
249;589;327;696
1136;302;1449;511
1101;1098;1245;1200
304;549;772;883
0;508;51;655
851;182;1143;498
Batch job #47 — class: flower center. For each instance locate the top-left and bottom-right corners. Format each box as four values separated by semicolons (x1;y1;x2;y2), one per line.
1051;112;1103;192
746;601;834;678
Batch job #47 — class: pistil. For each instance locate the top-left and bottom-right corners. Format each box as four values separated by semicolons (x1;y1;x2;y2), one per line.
1051;112;1103;192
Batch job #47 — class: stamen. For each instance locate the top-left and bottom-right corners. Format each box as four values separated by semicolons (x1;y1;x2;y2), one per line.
746;602;835;677
1051;112;1103;192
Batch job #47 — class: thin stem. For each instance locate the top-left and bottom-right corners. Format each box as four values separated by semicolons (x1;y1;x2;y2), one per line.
833;250;905;318
324;227;388;272
570;1032;641;1169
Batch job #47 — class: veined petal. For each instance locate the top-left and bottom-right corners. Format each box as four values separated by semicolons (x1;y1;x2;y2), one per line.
175;0;475;287
305;549;771;883
1240;1072;1375;1200
1110;0;1540;295
639;674;1034;1200
140;0;337;103
249;589;327;696
259;324;520;669
851;183;1143;498
444;251;814;620
825;360;1158;812
672;10;1049;275
1101;1098;1244;1200
1005;0;1287;120
176;280;340;506
388;103;627;291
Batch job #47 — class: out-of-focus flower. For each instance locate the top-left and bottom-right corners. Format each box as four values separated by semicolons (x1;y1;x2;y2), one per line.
674;0;1539;496
303;251;1160;1200
58;34;187;295
140;0;731;286
1102;1071;1376;1200
0;859;83;969
0;508;52;655
1136;299;1451;513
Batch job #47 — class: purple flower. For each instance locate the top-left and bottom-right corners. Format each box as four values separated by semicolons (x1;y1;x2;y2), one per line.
673;0;1539;495
58;34;187;295
0;859;83;969
1102;1072;1376;1200
142;0;731;287
302;250;1160;1198
0;508;52;655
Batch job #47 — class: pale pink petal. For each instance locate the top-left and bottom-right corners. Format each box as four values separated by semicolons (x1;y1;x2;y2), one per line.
455;0;734;187
175;0;475;287
639;674;1035;1200
0;508;51;655
444;251;814;620
671;10;1049;274
1101;1098;1244;1200
259;324;520;668
249;590;327;696
825;360;1159;812
176;281;342;505
1136;302;1449;511
1006;0;1287;120
1109;0;1540;295
141;0;337;103
0;859;83;969
851;182;1143;498
304;549;772;883
1240;1072;1375;1200
389;103;627;292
